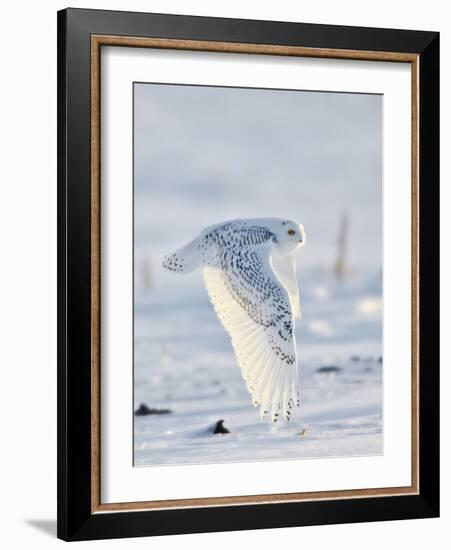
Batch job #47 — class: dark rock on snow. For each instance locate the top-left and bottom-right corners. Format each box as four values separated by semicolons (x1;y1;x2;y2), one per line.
316;365;342;374
213;419;230;434
134;403;172;416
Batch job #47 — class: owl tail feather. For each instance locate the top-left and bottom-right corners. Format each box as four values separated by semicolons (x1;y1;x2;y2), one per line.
162;237;203;274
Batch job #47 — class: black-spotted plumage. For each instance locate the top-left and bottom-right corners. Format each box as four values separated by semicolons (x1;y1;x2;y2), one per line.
162;218;305;422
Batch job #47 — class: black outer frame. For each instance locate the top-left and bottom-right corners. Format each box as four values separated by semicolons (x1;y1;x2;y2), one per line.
57;8;439;542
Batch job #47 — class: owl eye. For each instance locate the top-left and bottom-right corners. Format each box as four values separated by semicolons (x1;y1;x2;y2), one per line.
287;229;295;236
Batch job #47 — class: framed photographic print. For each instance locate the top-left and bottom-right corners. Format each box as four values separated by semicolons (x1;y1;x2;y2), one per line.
57;8;439;541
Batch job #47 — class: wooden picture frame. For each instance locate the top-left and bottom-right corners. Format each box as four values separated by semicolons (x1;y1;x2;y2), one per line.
57;7;439;541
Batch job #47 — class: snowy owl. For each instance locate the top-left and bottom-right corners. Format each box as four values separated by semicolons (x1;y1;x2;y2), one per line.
162;218;305;423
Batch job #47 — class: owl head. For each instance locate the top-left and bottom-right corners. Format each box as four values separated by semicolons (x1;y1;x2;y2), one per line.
270;219;305;256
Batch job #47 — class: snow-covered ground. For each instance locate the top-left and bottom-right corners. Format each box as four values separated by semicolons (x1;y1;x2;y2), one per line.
133;83;383;466
134;269;382;466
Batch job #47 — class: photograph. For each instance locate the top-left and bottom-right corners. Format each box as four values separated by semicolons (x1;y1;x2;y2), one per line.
133;82;383;466
54;5;439;542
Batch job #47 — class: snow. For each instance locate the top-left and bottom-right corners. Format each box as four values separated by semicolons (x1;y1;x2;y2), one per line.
134;269;382;466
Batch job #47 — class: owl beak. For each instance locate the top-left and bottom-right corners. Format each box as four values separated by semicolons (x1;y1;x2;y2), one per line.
298;225;306;246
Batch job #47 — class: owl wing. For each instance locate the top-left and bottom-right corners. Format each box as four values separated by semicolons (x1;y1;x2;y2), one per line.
270;253;301;319
203;247;300;422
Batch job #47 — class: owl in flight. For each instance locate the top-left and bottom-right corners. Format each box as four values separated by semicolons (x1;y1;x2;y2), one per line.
162;218;305;423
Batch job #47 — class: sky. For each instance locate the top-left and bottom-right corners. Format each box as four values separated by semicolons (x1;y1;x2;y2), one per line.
133;82;382;276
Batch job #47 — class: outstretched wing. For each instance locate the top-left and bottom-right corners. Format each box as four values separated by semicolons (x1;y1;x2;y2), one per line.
203;248;300;422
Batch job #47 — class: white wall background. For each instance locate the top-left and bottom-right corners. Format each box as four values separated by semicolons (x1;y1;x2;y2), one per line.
0;0;448;548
